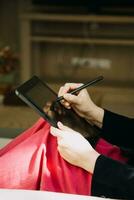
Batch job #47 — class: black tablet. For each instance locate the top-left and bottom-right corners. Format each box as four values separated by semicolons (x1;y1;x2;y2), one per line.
15;76;99;140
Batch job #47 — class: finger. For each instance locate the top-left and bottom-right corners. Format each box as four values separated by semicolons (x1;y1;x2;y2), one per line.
58;86;64;97
63;83;82;95
57;147;71;164
58;90;71;108
58;83;82;97
64;83;82;90
50;126;62;137
58;83;83;108
63;93;80;105
58;84;74;97
57;139;67;148
58;86;69;106
57;121;75;132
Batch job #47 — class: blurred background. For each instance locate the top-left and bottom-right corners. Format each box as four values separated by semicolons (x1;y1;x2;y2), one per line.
0;0;134;147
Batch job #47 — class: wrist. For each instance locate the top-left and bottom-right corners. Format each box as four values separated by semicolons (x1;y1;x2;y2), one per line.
83;151;100;173
86;106;104;128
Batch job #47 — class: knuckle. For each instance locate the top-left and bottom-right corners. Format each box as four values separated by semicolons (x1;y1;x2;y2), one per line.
64;83;70;89
64;83;69;87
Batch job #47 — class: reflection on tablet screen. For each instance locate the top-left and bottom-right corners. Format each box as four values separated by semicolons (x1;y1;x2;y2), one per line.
22;78;99;139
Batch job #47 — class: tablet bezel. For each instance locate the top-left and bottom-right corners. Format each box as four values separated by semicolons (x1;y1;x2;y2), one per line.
15;76;58;127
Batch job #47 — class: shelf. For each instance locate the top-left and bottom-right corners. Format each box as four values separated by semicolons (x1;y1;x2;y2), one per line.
31;36;134;46
21;13;134;24
19;11;134;118
20;12;134;84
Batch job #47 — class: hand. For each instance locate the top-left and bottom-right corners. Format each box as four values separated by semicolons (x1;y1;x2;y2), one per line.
58;83;104;128
58;83;95;117
50;122;100;173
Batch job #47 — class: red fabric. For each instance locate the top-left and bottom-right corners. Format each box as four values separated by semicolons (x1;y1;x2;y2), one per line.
0;119;92;195
96;138;128;164
0;118;128;195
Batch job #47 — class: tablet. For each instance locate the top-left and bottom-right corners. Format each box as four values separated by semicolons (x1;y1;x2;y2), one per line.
15;76;100;140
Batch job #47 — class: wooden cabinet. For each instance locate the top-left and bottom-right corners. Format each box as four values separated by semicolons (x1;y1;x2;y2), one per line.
20;12;134;117
20;13;134;83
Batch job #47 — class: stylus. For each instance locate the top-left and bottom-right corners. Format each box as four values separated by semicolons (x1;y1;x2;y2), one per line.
56;75;104;102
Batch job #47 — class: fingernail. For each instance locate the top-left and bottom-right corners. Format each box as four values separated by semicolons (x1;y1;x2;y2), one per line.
57;121;63;127
57;121;62;125
65;102;69;107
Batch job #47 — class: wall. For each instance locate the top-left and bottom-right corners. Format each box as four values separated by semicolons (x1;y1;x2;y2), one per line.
0;0;20;51
0;1;134;118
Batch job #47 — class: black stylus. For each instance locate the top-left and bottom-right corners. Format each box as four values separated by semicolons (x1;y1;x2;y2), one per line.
56;75;104;102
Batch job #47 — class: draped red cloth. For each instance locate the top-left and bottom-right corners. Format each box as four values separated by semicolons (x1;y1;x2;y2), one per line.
0;118;128;195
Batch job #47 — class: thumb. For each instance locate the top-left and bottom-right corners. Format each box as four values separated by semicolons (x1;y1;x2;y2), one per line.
50;126;62;137
63;93;79;104
57;121;74;132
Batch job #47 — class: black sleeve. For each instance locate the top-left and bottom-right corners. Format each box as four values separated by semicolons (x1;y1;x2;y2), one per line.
91;155;134;199
101;110;134;149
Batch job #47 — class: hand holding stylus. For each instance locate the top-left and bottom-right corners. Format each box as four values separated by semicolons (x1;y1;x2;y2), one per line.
50;76;104;174
56;76;103;102
58;76;104;128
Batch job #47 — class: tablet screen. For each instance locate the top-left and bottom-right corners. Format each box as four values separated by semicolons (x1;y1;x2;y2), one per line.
16;76;99;139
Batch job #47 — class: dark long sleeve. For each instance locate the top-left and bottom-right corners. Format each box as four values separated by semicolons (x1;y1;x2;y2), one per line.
91;110;134;199
101;110;134;149
91;155;134;199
